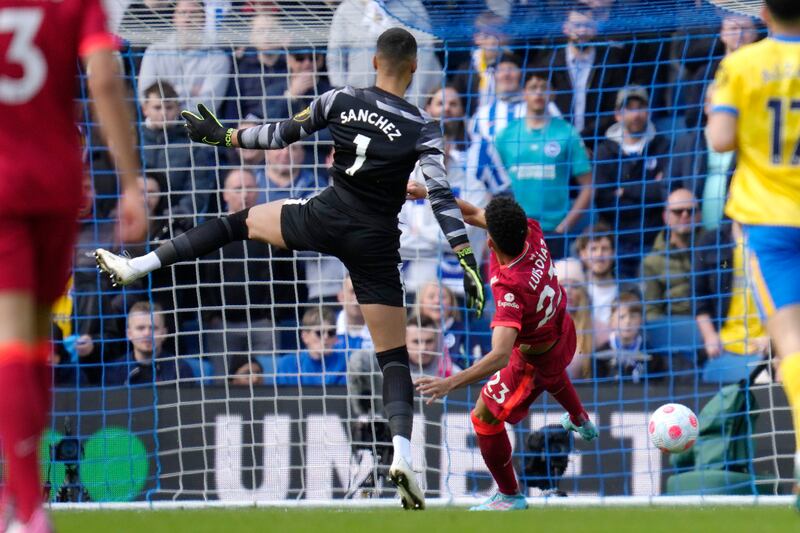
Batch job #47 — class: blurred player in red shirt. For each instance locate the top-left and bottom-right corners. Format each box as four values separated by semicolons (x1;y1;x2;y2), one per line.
416;193;598;511
0;0;146;529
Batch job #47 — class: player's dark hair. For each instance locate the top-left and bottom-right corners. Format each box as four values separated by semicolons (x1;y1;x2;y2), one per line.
376;28;417;69
143;80;179;101
766;0;800;23
485;196;528;257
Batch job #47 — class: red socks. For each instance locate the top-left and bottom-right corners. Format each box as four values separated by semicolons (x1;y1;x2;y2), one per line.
471;411;519;496
548;372;589;426
0;342;50;523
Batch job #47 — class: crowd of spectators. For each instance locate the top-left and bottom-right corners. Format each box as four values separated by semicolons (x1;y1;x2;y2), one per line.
54;1;773;391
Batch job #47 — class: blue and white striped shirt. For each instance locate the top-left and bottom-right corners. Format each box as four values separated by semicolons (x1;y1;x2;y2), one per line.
466;98;562;195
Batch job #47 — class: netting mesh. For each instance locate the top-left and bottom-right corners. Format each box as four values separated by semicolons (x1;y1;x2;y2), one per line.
109;1;766;47
34;0;796;504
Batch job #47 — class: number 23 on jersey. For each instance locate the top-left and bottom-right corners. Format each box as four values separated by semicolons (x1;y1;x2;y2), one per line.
485;371;510;404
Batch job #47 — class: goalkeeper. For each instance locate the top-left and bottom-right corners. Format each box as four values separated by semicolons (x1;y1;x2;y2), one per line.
95;28;484;511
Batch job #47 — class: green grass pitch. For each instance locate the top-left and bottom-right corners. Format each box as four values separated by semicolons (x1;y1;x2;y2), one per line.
53;506;798;533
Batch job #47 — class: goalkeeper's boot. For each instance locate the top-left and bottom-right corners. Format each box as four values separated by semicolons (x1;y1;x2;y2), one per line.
469;492;528;511
561;412;599;442
94;249;147;287
388;456;425;510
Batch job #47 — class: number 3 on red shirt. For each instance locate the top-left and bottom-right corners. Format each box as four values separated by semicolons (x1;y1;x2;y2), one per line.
0;8;46;104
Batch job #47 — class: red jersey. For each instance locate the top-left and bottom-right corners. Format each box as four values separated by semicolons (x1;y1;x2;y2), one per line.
0;0;116;215
489;219;568;348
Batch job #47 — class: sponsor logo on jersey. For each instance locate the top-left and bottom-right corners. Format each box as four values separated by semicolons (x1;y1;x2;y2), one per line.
490;276;499;285
293;107;312;122
339;108;402;141
498;292;519;309
544;141;561;157
513;164;557;180
498;299;520;309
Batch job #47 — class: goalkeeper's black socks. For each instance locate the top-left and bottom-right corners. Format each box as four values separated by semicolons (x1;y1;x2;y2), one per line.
377;345;414;444
155;208;251;267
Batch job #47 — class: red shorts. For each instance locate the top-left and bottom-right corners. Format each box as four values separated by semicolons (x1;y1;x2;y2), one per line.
481;315;577;424
0;214;79;305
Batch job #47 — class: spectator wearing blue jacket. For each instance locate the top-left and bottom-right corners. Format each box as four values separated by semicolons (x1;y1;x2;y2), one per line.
105;301;194;387
276;307;348;386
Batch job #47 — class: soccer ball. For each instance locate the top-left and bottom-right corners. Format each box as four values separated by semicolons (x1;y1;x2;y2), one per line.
648;403;699;453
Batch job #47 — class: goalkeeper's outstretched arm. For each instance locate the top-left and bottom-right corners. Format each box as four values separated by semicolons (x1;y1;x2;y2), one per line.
181;89;339;150
411;123;485;317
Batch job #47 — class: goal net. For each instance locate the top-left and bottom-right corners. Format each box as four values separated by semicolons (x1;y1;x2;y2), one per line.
40;0;794;504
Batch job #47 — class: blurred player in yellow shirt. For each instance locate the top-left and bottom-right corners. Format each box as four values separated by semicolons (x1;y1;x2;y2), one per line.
708;0;800;508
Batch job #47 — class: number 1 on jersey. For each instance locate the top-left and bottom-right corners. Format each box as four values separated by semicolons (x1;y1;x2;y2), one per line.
345;134;371;176
767;98;800;166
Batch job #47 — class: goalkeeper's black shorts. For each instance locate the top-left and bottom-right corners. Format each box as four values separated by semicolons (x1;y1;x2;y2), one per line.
281;186;405;307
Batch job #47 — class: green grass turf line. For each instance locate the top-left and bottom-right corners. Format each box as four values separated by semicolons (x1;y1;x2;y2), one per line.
53;506;798;533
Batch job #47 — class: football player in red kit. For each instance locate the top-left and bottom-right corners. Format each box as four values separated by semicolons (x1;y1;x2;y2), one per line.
416;194;598;511
0;0;147;529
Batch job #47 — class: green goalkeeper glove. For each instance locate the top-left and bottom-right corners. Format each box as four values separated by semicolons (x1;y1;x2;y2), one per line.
456;246;485;318
181;103;235;147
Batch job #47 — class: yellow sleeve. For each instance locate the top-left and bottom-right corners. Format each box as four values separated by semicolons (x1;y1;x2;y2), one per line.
712;56;742;116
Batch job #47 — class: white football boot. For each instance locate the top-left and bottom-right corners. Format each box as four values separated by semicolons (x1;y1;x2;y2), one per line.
94;248;147;287
388;456;425;510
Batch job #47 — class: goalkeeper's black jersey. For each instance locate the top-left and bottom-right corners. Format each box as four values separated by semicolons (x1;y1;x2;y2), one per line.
239;85;468;249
